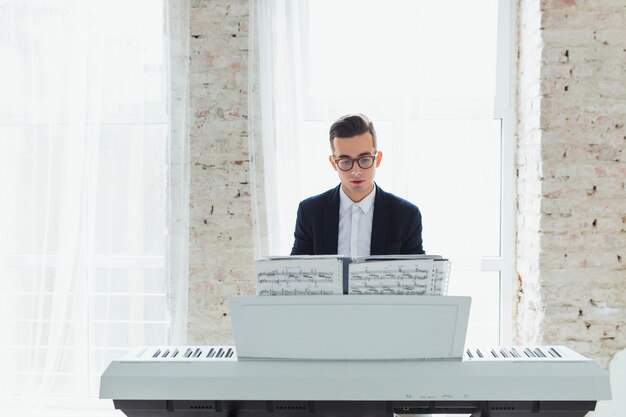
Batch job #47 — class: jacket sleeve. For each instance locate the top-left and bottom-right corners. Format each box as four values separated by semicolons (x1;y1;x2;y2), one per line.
290;202;313;255
401;206;425;255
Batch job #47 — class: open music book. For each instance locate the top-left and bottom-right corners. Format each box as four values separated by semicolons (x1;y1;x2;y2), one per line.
255;255;451;296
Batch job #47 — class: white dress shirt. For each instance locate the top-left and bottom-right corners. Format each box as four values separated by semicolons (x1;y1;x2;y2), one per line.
337;185;376;257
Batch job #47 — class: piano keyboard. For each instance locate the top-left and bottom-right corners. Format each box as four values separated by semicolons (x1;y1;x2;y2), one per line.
464;345;587;361
125;345;587;363
127;346;238;361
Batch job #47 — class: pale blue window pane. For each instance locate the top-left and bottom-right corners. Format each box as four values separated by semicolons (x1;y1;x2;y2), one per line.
405;119;501;257
448;271;500;346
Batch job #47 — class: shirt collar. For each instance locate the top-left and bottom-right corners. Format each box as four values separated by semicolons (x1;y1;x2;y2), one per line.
339;184;376;214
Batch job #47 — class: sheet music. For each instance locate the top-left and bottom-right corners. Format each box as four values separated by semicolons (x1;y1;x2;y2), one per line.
256;256;451;296
255;258;344;296
432;259;451;295
348;259;435;295
351;254;442;262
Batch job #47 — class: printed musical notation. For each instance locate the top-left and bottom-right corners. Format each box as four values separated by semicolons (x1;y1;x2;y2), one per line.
258;287;338;296
255;255;451;296
348;259;436;295
255;258;343;296
431;260;451;295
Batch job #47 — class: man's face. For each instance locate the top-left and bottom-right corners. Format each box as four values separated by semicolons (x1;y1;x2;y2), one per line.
329;132;383;202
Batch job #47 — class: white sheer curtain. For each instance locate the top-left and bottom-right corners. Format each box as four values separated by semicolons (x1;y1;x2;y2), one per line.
249;0;515;345
249;0;311;256
0;0;189;414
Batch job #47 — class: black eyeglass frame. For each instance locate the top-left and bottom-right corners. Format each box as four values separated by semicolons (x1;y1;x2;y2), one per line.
333;153;378;171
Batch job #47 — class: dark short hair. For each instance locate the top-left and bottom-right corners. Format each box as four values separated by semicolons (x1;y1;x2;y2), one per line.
329;114;377;151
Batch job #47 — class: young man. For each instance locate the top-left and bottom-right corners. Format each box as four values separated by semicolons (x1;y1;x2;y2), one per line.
290;114;424;256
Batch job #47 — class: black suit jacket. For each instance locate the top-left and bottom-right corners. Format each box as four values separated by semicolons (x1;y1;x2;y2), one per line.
290;184;424;255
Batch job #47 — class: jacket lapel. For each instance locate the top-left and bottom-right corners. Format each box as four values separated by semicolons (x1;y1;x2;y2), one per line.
370;184;388;255
323;185;340;254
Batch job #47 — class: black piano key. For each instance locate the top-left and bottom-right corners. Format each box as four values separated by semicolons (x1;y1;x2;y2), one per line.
193;348;202;358
524;348;536;358
549;347;562;358
184;348;193;358
207;348;215;358
510;348;520;357
490;349;498;358
172;349;179;358
162;349;170;358
216;348;224;358
466;349;473;358
534;348;546;357
152;349;161;358
476;349;484;358
500;349;509;358
226;348;233;358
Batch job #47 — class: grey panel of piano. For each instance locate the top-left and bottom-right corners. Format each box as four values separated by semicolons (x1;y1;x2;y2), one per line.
100;345;611;417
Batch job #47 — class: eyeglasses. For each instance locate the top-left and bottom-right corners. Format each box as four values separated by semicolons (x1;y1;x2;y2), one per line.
333;153;377;171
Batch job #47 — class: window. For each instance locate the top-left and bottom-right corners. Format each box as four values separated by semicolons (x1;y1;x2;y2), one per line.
252;0;515;345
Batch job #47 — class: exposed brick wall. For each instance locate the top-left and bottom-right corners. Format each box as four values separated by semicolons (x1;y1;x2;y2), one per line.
187;0;254;344
516;0;626;369
517;0;546;346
